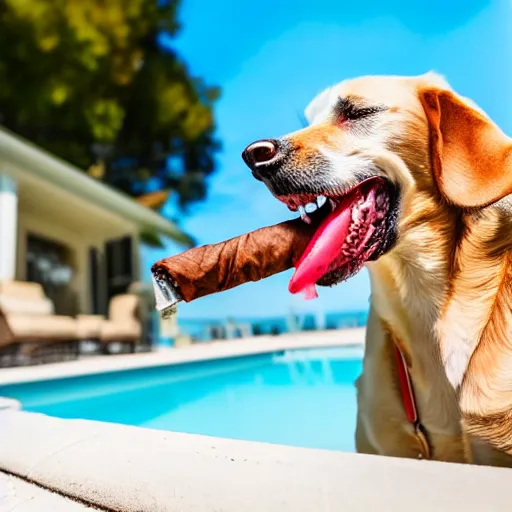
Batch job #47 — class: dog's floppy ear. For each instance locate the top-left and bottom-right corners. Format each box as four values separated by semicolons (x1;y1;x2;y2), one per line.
419;87;512;208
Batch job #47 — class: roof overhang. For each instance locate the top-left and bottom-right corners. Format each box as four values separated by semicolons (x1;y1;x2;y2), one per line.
0;127;190;246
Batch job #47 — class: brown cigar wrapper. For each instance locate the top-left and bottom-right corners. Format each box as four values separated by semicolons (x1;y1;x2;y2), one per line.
151;218;315;303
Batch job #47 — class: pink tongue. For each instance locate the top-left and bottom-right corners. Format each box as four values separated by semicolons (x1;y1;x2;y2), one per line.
288;195;356;299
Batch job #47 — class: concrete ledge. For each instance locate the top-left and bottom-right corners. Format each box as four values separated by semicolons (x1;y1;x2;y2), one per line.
0;397;21;411
0;410;510;511
0;472;90;511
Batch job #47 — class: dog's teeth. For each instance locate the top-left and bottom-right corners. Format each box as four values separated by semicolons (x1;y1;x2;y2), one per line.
298;205;311;224
329;198;337;211
304;202;318;213
316;195;327;208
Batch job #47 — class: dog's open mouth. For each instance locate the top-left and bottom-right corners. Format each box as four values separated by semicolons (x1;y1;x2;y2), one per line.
277;176;399;299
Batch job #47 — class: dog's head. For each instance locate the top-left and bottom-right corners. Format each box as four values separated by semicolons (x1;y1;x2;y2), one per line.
242;72;512;296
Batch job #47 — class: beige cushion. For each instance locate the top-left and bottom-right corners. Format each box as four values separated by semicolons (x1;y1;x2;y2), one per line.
5;314;77;341
109;294;139;322
100;320;141;342
0;281;55;316
0;295;54;316
0;281;46;301
76;315;105;339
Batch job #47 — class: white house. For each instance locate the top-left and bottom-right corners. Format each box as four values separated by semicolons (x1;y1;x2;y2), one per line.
0;126;187;322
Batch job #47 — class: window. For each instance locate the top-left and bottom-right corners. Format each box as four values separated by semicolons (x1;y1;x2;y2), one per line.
26;234;79;316
105;236;133;302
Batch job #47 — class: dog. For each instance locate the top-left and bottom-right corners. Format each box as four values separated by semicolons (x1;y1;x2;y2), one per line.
242;72;512;467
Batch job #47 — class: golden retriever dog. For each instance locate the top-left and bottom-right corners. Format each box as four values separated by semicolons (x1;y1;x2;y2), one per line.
242;72;512;467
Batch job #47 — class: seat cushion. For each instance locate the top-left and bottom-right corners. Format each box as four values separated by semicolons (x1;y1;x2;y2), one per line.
0;281;55;316
109;294;139;322
0;295;54;316
100;320;141;342
76;315;105;340
0;281;46;300
6;314;77;341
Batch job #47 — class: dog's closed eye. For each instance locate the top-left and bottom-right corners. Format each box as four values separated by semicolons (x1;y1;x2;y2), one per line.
334;97;387;124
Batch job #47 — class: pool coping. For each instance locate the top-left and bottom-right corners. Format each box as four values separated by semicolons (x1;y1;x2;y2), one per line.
0;470;91;511
0;328;365;386
1;409;511;511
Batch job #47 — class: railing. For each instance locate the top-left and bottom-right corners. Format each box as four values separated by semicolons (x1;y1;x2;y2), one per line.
172;310;369;343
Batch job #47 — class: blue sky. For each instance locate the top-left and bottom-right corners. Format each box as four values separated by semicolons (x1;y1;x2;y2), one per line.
143;0;512;319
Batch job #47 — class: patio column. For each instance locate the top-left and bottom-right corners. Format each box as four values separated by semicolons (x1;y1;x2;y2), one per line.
0;174;18;281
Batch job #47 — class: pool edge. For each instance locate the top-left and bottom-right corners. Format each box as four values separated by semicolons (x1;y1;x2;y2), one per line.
0;409;510;512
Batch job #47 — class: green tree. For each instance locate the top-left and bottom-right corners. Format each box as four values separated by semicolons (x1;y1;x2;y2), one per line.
0;0;220;222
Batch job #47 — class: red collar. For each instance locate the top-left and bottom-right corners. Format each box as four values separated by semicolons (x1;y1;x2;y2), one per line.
393;344;432;459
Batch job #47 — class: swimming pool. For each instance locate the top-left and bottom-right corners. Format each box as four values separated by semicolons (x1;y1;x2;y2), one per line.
0;345;363;452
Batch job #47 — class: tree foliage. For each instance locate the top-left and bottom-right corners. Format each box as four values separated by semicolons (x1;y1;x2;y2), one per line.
0;0;220;214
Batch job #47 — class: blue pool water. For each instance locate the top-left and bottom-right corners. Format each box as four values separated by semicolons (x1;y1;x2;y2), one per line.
0;346;363;452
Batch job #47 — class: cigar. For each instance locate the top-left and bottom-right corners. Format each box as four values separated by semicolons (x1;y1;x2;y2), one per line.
151;218;315;318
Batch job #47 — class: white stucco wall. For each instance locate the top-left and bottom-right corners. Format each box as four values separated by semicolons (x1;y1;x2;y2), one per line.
0;174;17;281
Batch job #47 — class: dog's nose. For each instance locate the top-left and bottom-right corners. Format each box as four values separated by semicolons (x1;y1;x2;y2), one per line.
242;139;282;180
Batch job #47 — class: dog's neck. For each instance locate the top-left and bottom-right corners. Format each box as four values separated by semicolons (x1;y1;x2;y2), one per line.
369;192;512;459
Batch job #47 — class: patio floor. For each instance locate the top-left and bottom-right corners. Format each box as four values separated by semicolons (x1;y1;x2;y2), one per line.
0;328;365;386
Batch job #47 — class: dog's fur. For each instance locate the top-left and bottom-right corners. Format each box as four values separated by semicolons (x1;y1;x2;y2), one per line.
261;73;512;466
